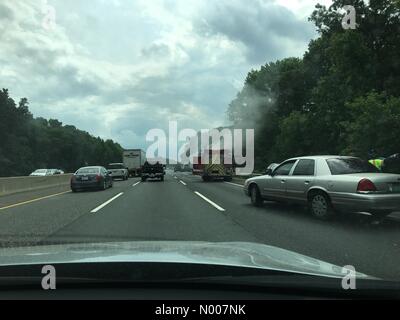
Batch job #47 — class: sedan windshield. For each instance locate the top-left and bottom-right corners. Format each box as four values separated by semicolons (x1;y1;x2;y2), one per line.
76;168;99;175
34;169;47;174
327;158;380;175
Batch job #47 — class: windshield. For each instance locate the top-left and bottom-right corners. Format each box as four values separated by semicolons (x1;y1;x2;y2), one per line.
327;158;380;175
33;169;47;174
76;168;100;175
1;0;400;294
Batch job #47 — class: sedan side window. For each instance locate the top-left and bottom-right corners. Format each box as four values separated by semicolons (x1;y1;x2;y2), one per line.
273;161;296;176
292;159;315;176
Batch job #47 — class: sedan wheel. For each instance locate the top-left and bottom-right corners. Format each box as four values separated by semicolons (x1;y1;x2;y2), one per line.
250;185;263;207
309;193;333;220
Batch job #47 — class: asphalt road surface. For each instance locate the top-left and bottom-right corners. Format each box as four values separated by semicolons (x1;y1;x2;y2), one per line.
0;170;399;280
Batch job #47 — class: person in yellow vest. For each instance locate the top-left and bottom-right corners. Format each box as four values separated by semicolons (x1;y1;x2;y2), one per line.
369;158;384;170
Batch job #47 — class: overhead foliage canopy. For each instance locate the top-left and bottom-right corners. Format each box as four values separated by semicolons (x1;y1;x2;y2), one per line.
227;0;400;169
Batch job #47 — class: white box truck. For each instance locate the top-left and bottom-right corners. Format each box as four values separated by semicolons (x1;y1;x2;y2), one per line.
123;149;146;177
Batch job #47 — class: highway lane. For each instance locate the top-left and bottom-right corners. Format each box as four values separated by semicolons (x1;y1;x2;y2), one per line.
0;178;137;247
174;172;400;280
0;171;399;280
43;174;258;244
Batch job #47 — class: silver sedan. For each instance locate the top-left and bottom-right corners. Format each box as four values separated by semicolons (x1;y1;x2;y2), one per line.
244;156;400;220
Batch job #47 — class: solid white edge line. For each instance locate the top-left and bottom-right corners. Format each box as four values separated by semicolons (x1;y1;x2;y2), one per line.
194;191;225;212
224;181;244;187
91;192;124;213
179;180;187;186
132;181;141;187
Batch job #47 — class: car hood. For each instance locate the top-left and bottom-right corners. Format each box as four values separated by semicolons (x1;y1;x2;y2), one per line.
0;241;373;279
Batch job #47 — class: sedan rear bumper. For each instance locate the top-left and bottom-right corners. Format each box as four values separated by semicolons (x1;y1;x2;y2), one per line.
71;181;102;190
330;192;400;213
142;173;164;178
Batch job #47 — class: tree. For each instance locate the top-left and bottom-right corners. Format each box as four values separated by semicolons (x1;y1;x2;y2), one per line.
342;92;400;157
0;89;124;176
226;0;400;170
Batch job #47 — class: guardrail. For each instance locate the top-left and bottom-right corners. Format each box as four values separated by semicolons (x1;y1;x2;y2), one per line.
0;174;73;197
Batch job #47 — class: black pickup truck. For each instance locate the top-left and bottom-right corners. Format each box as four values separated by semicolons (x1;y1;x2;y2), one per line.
141;161;165;182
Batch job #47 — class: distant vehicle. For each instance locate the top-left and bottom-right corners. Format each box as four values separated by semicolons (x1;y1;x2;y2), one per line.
174;164;185;172
71;166;113;192
30;169;49;176
48;169;64;175
123;149;146;177
244;156;400;220
107;163;129;181
29;169;64;176
141;161;165;182
193;149;233;182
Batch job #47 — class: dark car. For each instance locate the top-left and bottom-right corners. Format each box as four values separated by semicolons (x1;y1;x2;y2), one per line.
71;166;113;192
141;161;165;182
174;165;182;172
383;154;400;174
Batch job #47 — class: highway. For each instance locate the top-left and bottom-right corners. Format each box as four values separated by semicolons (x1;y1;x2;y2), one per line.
0;170;399;280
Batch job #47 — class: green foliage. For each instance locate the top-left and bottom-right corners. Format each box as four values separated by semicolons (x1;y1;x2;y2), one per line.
227;0;400;170
0;89;123;176
342;92;400;157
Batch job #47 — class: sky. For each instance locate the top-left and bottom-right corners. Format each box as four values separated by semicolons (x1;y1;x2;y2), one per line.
0;0;332;150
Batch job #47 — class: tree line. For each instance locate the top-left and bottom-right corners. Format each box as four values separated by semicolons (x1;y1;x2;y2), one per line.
0;89;123;177
227;0;400;170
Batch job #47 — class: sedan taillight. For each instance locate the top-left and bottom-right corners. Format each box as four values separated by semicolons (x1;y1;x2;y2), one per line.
357;179;377;192
70;176;76;182
96;175;102;182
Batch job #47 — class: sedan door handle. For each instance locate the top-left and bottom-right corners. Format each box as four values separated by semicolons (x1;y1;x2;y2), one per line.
304;180;310;184
281;180;286;183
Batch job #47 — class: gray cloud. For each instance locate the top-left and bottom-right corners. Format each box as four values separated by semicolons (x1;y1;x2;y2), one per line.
0;3;13;20
141;43;171;58
197;0;316;63
0;0;318;150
